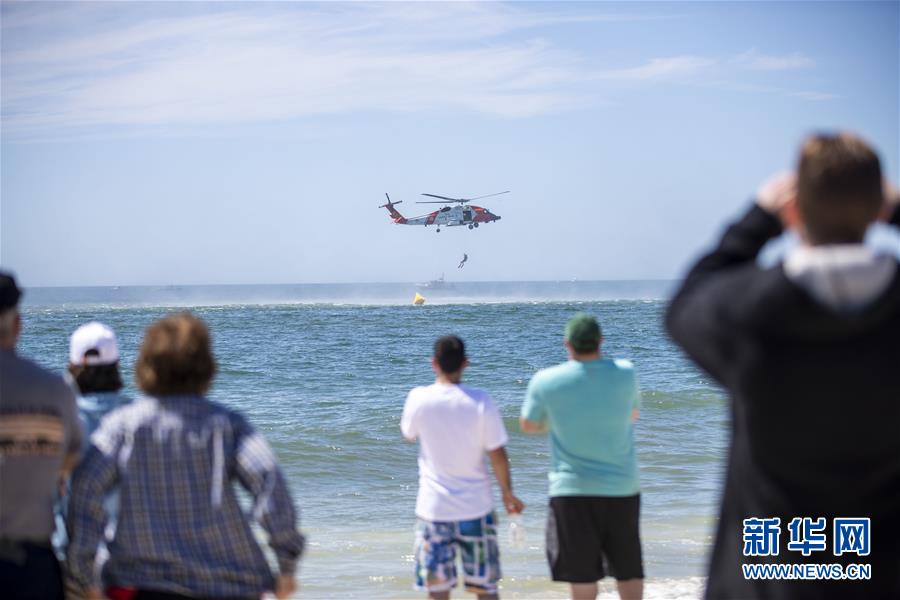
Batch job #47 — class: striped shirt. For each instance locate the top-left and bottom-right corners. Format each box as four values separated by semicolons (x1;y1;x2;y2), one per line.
67;394;305;596
0;348;82;542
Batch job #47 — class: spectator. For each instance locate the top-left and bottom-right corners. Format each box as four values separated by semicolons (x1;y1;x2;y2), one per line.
0;271;82;600
67;312;304;600
401;335;524;599
67;322;131;448
666;133;900;598
520;313;643;600
53;322;133;589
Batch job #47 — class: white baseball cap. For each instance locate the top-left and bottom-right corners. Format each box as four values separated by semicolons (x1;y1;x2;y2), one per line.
69;321;120;366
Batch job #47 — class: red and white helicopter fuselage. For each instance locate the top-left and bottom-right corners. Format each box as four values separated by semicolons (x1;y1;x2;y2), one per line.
379;192;505;232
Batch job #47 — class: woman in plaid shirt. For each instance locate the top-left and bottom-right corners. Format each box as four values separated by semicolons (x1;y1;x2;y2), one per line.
67;313;304;600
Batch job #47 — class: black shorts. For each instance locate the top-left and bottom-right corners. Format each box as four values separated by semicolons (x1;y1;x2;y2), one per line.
546;495;644;582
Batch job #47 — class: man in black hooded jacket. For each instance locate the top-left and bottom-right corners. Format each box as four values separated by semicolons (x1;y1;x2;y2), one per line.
666;133;900;599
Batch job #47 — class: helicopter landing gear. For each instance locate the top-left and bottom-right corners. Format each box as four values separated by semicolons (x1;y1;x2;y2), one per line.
468;224;474;230
436;228;441;233
474;222;479;228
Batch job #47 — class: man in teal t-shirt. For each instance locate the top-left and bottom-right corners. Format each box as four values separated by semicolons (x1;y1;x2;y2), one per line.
520;313;643;600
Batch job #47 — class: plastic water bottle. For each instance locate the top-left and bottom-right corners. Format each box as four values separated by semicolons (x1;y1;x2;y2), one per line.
508;513;526;549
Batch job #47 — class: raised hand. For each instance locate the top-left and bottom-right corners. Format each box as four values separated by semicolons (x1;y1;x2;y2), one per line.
756;171;797;220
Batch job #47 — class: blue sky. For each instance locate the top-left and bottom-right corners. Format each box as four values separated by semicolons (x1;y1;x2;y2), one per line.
2;1;898;286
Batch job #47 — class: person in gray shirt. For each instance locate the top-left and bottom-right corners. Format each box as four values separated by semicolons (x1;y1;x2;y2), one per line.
0;271;82;599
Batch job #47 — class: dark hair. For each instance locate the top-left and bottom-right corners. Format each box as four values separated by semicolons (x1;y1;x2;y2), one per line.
68;356;123;394
136;312;216;396
797;133;883;244
434;335;466;374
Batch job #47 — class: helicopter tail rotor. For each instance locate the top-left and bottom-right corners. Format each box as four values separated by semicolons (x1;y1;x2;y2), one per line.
379;193;403;209
379;193;407;223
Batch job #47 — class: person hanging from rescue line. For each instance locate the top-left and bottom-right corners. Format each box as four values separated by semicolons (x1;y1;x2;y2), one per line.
458;253;468;269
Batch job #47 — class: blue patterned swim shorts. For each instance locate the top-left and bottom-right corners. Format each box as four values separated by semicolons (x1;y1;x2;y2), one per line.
414;512;501;594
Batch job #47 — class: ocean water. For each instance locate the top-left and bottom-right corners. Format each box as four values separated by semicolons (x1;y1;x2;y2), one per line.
17;282;726;599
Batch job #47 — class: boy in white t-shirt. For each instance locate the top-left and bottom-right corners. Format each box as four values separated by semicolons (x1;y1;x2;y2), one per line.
401;335;524;599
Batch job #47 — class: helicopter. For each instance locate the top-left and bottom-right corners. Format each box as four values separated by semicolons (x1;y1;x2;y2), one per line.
379;191;507;232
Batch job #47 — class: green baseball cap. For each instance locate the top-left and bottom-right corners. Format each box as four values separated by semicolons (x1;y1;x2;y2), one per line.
565;312;602;353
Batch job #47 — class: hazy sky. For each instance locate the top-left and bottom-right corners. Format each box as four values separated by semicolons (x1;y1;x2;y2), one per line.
2;1;898;286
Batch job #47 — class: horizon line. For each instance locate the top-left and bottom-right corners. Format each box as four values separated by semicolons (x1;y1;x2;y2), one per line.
22;278;678;290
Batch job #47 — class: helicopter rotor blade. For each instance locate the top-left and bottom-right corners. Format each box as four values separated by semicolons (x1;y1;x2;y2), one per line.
416;200;458;204
467;191;510;201
419;191;510;204
421;193;461;202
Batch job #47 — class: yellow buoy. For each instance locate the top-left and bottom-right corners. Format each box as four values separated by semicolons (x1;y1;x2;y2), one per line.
413;292;426;305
